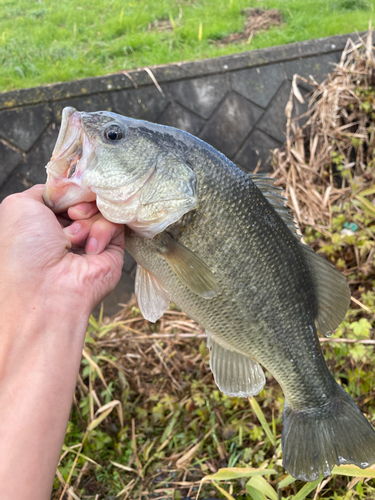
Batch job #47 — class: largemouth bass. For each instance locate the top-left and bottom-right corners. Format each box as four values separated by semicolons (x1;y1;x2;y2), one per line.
44;106;375;481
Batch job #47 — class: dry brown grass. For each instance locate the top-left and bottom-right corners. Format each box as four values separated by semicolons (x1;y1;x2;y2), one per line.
215;8;283;45
272;28;375;229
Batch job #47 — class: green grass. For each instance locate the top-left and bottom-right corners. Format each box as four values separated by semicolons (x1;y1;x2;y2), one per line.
0;0;374;93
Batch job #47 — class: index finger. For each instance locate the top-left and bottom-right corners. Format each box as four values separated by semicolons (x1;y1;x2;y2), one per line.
68;201;99;221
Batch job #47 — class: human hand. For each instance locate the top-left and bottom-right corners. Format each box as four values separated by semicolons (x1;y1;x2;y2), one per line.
0;184;125;317
0;185;125;500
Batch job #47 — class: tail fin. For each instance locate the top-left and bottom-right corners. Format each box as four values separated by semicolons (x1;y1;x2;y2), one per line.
282;384;375;481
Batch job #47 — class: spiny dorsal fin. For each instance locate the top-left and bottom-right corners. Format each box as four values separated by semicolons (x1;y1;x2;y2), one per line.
249;173;301;239
301;245;351;337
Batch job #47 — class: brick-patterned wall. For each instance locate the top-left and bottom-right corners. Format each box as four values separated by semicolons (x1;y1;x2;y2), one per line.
0;33;358;313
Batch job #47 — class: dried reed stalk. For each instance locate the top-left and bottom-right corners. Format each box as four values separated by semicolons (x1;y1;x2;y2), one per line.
273;28;375;228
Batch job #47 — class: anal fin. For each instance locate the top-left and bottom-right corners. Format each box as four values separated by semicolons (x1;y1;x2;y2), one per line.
135;265;170;323
207;331;265;398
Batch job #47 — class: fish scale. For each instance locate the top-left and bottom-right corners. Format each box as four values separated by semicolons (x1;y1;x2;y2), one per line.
44;107;375;481
125;150;327;406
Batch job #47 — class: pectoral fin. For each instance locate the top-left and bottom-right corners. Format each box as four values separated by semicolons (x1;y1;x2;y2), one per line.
135;265;170;322
154;233;219;299
207;331;265;398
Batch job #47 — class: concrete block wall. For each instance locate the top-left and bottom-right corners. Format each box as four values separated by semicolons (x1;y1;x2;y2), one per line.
0;33;357;313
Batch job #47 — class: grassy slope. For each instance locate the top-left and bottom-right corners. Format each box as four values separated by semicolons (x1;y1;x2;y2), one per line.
0;0;374;92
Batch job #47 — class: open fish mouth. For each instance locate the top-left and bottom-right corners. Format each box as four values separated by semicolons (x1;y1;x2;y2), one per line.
66;145;82;179
50;107;84;178
43;107;153;216
43;107;97;212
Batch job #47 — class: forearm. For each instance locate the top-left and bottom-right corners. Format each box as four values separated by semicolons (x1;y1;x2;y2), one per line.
0;298;89;500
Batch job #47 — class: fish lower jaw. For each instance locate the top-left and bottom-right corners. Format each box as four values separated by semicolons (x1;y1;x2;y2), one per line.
94;191;190;239
43;175;95;212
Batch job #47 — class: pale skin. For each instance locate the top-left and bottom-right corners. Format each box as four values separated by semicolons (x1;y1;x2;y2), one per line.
0;185;125;500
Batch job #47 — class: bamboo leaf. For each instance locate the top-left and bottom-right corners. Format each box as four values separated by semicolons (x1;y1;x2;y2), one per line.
202;467;277;482
278;474;296;488
212;481;236;500
359;187;375;196
82;349;110;391
332;464;375;478
355;195;375;217
88;315;99;330
293;477;322;500
61;445;100;466
362;205;375;218
246;485;267;500
110;461;139;474
249;397;276;445
246;475;278;500
176;440;202;467
160;410;180;443
292;76;305;104
96;400;120;414
87;407;114;431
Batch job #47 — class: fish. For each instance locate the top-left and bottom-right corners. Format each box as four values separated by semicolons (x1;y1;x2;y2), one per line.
43;106;375;481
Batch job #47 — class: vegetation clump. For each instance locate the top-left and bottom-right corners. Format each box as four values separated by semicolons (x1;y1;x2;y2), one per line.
273;30;375;314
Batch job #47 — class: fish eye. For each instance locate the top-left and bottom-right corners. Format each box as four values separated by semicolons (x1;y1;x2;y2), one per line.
105;125;124;141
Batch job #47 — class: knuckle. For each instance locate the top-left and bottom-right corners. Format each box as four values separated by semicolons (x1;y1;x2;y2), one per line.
1;192;22;209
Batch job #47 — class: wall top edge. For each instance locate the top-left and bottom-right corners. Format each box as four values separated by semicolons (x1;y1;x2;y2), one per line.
0;31;364;111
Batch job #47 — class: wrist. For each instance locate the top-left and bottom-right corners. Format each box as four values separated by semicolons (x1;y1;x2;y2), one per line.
0;291;89;500
1;284;91;328
0;290;89;383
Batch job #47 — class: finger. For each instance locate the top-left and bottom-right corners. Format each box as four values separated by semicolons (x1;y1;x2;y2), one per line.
63;213;124;253
68;202;99;221
57;214;72;229
63;212;103;246
71;220;125;253
74;224;125;310
82;227;125;295
85;218;124;255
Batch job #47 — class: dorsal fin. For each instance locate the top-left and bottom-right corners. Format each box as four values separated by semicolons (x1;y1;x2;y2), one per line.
301;245;351;336
249;173;301;239
249;173;350;336
249;173;350;335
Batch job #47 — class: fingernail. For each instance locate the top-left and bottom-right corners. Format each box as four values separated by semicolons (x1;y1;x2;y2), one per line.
65;222;81;235
86;237;99;254
75;204;91;215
